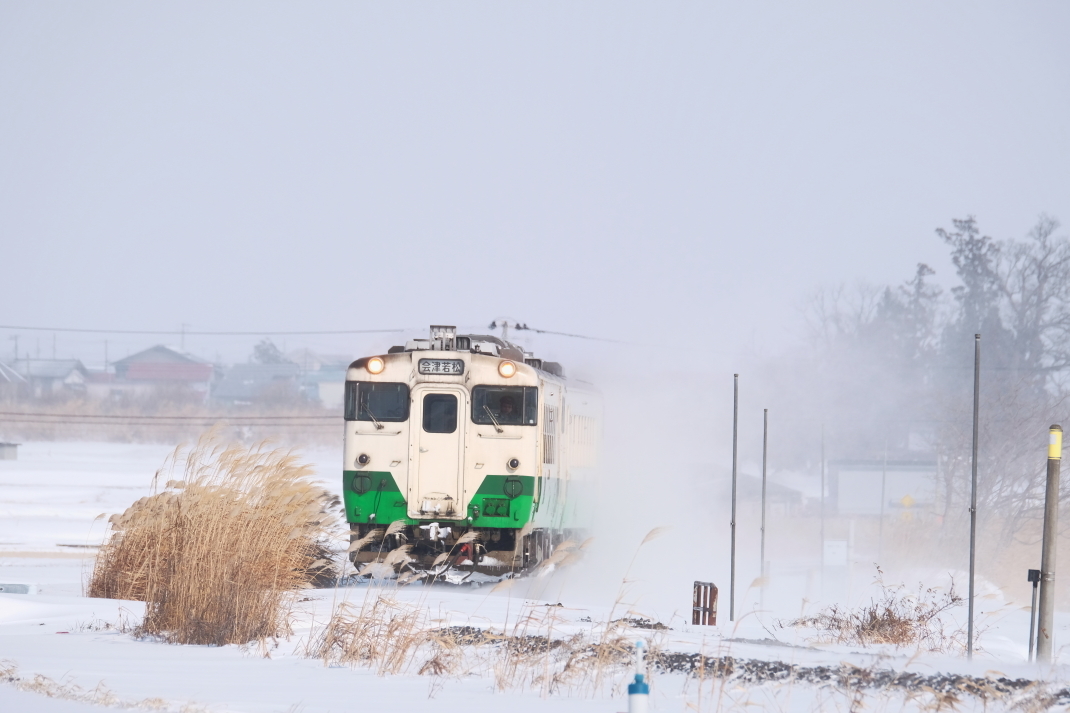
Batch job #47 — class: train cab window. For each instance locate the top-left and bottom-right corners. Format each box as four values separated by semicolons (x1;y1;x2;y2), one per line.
422;393;458;433
344;382;410;422
472;386;538;426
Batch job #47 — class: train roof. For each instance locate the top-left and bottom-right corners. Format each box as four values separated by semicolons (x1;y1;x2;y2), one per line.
385;325;565;378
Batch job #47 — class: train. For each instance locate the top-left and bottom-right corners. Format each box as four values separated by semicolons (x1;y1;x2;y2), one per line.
343;325;601;580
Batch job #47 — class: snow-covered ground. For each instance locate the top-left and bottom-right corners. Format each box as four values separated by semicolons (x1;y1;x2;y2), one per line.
2;442;1070;712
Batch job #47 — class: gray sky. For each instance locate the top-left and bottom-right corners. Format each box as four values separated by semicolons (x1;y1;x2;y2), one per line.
1;2;1068;365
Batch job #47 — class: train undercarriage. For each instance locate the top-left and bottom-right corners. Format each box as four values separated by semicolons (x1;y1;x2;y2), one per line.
347;522;581;584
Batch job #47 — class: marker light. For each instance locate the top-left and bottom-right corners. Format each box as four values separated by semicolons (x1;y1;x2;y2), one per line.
498;360;517;378
508;458;520;470
366;357;385;375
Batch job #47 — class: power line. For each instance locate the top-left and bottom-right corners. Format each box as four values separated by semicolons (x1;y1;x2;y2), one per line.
0;418;337;427
0;325;406;336
490;321;621;343
0;411;336;420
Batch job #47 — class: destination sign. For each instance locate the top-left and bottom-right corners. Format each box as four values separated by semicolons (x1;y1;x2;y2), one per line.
418;358;465;375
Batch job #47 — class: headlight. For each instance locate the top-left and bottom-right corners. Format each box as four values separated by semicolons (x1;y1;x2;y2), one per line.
498;360;517;378
366;357;385;375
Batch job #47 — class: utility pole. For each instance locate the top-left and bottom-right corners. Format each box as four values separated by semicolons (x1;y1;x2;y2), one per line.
968;334;981;660
760;408;768;609
1037;424;1062;663
730;374;739;621
820;423;826;573
879;440;887;563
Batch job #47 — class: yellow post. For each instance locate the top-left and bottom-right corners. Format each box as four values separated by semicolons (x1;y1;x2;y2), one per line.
1038;425;1062;662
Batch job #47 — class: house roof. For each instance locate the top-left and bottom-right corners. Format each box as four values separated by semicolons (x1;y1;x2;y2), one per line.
15;359;88;379
113;345;207;367
112;346;213;382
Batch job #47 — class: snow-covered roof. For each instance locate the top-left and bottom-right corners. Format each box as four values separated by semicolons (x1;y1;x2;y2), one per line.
15;359;87;379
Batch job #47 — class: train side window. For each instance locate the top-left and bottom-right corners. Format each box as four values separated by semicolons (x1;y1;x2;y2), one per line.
472;386;538;426
344;382;410;422
422;393;458;433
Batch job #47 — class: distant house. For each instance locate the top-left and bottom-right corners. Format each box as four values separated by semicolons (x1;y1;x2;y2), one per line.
301;367;346;410
98;345;214;398
286;349;348;410
733;473;805;517
15;359;89;398
211;363;303;405
828;459;938;517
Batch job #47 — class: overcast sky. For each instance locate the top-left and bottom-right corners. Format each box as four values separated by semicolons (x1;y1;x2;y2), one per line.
1;2;1068;366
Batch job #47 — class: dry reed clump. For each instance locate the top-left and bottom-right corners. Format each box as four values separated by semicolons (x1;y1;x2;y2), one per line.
779;567;966;652
306;593;650;698
88;433;342;645
308;597;428;676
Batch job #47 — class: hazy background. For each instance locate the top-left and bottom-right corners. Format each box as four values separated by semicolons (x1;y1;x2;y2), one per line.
2;2;1068;366
3;2;1070;618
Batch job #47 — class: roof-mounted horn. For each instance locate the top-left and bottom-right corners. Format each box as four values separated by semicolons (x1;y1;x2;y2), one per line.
429;325;457;351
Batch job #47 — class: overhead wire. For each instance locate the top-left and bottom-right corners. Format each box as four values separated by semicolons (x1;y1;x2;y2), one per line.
0;325;406;336
488;321;621;343
0;411;334;420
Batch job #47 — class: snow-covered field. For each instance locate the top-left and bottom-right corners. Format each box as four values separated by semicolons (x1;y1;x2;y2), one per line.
2;442;1069;712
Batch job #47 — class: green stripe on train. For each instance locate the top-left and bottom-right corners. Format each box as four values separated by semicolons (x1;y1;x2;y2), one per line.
342;471;537;528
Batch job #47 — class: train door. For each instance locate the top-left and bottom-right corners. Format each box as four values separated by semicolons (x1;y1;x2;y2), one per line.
408;385;467;519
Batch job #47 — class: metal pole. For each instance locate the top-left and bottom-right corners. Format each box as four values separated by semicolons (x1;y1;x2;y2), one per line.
879;441;887;563
968;333;980;660
1037;425;1062;663
1028;568;1040;662
730;374;738;621
760;408;768;609
820;424;826;572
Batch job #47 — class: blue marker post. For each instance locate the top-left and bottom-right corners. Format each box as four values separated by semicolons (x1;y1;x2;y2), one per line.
628;640;649;713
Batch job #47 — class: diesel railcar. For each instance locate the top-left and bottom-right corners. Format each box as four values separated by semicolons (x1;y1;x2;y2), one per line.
343;325;600;577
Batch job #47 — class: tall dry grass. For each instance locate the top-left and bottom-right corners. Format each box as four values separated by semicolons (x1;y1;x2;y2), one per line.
305;593;644;698
88;432;342;645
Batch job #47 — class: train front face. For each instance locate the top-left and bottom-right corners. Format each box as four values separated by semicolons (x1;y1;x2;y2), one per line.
342;348;540;562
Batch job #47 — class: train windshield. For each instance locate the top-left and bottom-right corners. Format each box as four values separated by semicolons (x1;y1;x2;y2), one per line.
471;386;538;426
344;382;410;422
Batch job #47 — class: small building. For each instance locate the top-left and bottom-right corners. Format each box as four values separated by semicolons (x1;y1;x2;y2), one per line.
104;346;214;398
0;442;18;460
828;459;938;516
211;363;303;405
301;367;346;410
716;472;806;517
15;359;88;398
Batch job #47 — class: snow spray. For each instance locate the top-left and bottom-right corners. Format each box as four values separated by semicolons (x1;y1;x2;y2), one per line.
628;639;649;713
